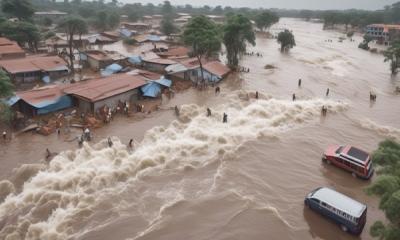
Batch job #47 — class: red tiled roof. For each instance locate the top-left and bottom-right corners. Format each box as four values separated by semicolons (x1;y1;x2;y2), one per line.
63;74;147;102
0;55;68;74
143;58;177;65
203;61;231;78
16;85;64;105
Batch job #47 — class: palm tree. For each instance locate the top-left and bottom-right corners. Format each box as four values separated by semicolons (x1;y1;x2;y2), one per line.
277;29;296;52
223;14;255;68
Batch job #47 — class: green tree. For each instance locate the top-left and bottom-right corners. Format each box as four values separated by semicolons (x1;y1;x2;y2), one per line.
367;139;400;240
58;16;88;74
0;70;13;98
1;0;35;20
277;29;296;52
94;11;108;31
383;40;400;75
223;14;255;68
0;21;40;50
299;10;313;21
43;17;53;26
162;1;174;18
255;11;279;32
182;16;221;84
161;17;177;36
107;12;120;30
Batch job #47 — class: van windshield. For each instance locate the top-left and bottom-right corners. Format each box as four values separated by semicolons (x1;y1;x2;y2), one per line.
335;146;344;154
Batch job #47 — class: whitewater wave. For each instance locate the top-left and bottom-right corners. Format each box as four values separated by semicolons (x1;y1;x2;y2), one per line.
0;91;348;240
358;118;400;140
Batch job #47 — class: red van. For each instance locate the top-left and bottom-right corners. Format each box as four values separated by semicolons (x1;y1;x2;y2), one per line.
322;145;374;180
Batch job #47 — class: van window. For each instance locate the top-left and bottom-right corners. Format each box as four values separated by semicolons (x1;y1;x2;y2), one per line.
335;146;344;154
311;198;320;204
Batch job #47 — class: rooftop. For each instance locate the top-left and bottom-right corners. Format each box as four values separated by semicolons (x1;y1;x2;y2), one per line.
368;24;400;33
0;37;25;58
0;55;68;74
16;85;65;107
157;47;189;58
203;61;231;78
127;69;162;80
85;50;112;61
63;73;147;102
311;187;366;218
34;10;67;16
143;58;177;65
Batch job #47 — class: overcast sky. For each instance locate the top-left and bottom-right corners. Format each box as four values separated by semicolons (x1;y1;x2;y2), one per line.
120;0;398;10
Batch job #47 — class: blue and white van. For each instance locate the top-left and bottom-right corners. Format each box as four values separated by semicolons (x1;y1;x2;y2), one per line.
304;187;367;235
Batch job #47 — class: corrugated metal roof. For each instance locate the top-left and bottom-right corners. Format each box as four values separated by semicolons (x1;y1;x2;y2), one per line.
0;37;25;57
203;61;231;78
63;73;146;102
143;58;177;65
311;187;366;218
0;55;68;74
16;85;65;107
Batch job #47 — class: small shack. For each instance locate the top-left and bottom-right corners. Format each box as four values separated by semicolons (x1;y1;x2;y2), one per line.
11;85;72;117
142;58;176;73
63;73;147;113
0;37;26;60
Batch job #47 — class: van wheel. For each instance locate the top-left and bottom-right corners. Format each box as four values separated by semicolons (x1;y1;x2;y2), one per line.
340;225;348;232
352;172;357;178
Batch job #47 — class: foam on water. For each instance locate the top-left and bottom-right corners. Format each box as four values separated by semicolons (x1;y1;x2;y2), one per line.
358;118;400;140
0;91;348;239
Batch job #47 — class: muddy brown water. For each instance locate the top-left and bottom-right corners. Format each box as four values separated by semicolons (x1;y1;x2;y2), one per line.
0;18;399;240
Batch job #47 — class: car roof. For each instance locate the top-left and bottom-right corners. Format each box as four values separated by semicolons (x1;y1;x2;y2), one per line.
311;187;366;218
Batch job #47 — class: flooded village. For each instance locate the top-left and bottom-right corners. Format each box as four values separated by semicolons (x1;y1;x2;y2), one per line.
0;1;400;240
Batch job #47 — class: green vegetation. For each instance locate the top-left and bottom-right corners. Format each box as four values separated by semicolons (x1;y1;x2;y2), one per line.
367;139;400;240
182;16;221;83
1;0;35;21
254;11;279;32
383;40;400;75
277;29;295;52
92;10;120;31
223;14;255;68
58;16;88;74
359;35;373;50
0;70;14;125
161;17;177;36
0;21;40;51
122;38;136;45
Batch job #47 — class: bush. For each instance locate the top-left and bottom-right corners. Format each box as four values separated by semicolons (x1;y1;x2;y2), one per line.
123;38;137;45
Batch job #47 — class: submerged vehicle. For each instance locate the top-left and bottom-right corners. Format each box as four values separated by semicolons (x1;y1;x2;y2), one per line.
322;145;374;179
304;187;367;235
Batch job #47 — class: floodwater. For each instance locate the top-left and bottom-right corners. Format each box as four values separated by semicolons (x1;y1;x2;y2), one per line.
1;18;400;240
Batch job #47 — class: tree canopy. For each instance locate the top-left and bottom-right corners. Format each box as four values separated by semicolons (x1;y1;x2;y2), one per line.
383;40;400;75
254;11;279;32
0;21;40;50
223;14;255;68
0;70;14;98
1;0;35;21
367;139;400;240
182;16;221;83
277;29;296;52
58;16;88;73
161;17;177;36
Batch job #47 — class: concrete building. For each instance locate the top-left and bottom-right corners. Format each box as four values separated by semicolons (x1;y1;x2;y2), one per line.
0;37;26;60
63;74;147;113
365;24;400;45
0;55;69;84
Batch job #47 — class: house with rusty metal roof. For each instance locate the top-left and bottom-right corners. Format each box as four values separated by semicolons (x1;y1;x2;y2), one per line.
0;37;26;60
63;73;147;113
142;58;177;73
10;85;73;117
0;55;69;84
166;58;230;83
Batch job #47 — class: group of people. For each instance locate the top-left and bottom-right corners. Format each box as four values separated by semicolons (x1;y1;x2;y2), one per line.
237;67;251;73
245;51;263;57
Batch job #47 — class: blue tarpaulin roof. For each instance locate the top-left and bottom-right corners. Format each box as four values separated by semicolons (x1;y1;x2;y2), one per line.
140;78;172;98
128;55;142;64
5;95;20;106
120;28;133;37
42;75;50;84
101;63;123;76
36;95;72;115
155;78;172;87
148;35;161;42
